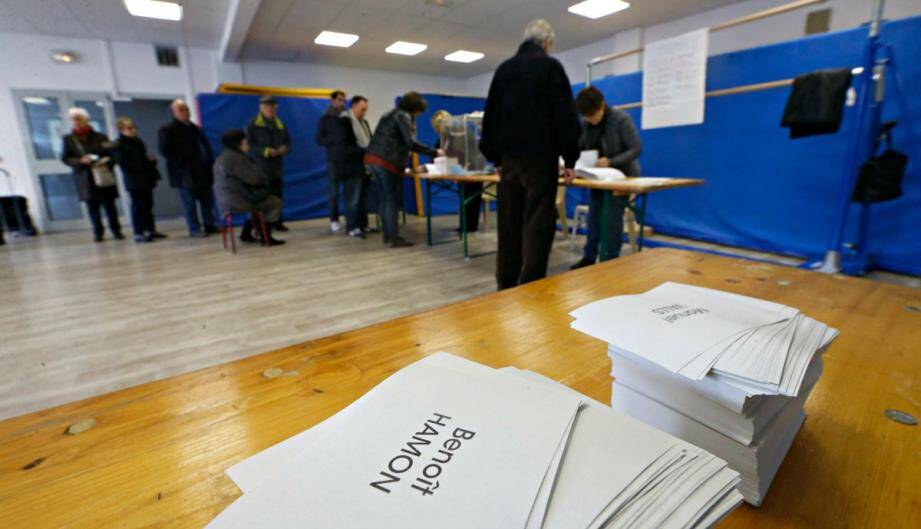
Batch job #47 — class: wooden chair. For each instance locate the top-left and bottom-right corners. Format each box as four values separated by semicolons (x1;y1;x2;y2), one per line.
221;212;269;254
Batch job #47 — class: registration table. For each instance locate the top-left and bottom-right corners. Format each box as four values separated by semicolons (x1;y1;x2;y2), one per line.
1;249;919;528
414;172;704;259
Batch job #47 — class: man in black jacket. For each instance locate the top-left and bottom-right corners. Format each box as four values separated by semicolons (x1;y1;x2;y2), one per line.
480;19;581;290
158;99;217;238
570;86;642;269
114;117;165;243
246;96;292;231
316;90;348;233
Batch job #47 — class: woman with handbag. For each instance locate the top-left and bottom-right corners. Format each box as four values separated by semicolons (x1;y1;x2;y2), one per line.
213;129;284;246
61;107;123;242
114;117;166;243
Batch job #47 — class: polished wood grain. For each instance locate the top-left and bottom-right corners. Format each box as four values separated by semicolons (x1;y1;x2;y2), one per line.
1;249;919;529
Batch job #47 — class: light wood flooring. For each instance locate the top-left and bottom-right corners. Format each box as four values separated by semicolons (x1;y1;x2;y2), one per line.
0;214;916;420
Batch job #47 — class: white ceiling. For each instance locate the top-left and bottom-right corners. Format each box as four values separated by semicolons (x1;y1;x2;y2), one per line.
0;0;229;48
241;0;742;76
0;0;744;76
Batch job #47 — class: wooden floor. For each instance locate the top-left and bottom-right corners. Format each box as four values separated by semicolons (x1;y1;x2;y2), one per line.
1;215;916;421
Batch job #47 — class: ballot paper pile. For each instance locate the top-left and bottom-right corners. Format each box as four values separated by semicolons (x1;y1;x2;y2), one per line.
570;282;838;506
208;353;743;529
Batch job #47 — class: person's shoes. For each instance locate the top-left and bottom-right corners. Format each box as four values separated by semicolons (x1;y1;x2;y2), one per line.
150;231;168;239
382;235;390;245
569;258;595;270
134;234;154;243
190;231;208;238
274;223;290;232
204;225;221;235
266;235;285;246
330;221;342;233
348;228;366;239
113;232;126;240
240;220;258;243
365;227;380;234
390;237;414;248
94;233;104;243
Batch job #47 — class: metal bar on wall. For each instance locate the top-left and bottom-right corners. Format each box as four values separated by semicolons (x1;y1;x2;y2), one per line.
586;0;827;85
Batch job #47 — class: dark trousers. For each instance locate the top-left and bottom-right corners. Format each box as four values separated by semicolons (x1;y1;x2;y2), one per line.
460;182;483;231
265;165;284;223
85;198;122;237
583;189;628;262
369;165;401;240
343;174;367;232
128;188;156;236
327;162;343;221
496;156;558;290
179;187;216;234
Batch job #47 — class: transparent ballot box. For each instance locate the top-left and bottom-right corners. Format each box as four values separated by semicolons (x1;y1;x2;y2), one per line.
437;112;490;174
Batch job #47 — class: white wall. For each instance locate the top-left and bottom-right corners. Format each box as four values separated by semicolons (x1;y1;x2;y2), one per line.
0;32;219;229
465;0;921;94
237;61;469;128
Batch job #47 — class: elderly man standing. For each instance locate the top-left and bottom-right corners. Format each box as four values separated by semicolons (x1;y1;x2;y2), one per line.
246;96;291;231
158;99;217;237
480;19;581;290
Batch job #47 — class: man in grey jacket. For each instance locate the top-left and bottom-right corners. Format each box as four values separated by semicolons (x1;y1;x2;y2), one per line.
570;86;642;269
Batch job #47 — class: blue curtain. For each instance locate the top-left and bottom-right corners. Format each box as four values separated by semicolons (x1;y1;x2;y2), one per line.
570;15;921;275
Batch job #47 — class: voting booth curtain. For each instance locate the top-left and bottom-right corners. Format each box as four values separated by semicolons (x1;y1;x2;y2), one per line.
396;93;487;215
570;15;921;276
198;93;332;221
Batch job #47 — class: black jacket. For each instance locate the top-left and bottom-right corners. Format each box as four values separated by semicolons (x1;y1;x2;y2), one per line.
366;108;438;172
114;134;160;190
316;105;351;164
580;107;642;176
339;112;368;178
158;119;215;189
246;113;291;176
480;41;581;168
61;130;118;202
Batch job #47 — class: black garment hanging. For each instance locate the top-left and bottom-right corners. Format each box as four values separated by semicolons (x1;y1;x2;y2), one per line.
781;68;853;138
852;122;908;203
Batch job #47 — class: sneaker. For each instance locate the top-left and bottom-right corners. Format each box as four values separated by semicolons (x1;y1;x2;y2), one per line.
150;231;168;239
134;234;154;243
390;237;414;248
365;227;381;234
348;228;366;239
330;221;342;233
569;258;595;270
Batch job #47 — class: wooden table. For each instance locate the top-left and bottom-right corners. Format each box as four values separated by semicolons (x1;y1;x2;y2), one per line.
1;249;918;529
413;172;703;260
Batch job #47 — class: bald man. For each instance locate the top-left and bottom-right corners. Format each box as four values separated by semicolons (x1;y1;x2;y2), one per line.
158;99;217;237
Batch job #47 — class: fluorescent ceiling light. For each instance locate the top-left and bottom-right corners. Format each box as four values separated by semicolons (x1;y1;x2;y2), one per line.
315;31;360;48
444;50;484;63
23;97;52;105
568;0;630;19
124;0;183;21
386;41;428;56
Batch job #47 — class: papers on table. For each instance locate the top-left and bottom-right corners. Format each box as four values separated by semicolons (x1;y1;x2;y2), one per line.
570;282;838;506
212;353;742;529
576;167;627;181
576;150;599;169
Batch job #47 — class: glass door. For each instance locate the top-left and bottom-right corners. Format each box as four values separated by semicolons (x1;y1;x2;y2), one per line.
13;90;124;232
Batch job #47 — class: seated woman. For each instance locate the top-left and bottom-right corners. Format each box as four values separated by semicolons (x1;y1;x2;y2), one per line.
213;129;284;246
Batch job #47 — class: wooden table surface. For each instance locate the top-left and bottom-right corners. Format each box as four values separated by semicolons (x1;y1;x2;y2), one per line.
412;172;705;196
1;249;918;529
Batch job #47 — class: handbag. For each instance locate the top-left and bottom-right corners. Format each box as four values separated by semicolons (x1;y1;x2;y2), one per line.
852;129;908;203
72;136;117;188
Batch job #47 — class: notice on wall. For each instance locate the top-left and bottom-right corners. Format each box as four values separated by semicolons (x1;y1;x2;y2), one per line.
641;28;709;129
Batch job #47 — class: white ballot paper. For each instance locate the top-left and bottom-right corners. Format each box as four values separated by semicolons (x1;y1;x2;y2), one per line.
208;354;582;529
576;150;599;169
571;282;788;379
642;28;709;130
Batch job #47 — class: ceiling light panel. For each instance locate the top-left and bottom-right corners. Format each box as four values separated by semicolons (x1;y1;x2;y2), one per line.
568;0;630;19
124;0;183;21
315;31;360;48
444;50;484;63
386;41;428;56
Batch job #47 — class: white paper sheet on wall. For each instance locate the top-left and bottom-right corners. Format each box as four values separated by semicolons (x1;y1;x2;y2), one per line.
641;28;709;130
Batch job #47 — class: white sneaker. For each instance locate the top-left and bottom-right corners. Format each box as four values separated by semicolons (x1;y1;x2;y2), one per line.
330;221;341;233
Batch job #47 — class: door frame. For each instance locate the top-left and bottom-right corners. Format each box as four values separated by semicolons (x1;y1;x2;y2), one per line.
11;89;125;232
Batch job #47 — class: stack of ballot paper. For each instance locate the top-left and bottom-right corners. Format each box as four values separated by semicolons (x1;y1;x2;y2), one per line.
208;353;743;529
570;282;838;506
